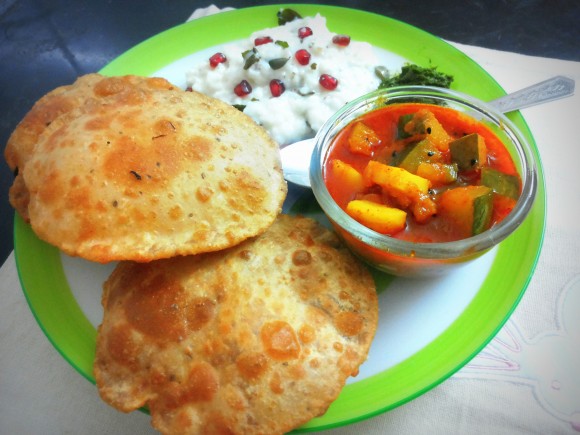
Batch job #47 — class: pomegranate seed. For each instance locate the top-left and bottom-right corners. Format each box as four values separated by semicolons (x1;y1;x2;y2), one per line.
332;34;351;46
294;49;311;65
298;26;313;39
319;74;338;90
254;36;273;46
209;52;227;68
234;80;252;97
269;79;285;97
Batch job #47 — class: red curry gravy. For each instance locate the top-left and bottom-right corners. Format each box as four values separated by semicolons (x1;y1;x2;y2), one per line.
323;103;521;242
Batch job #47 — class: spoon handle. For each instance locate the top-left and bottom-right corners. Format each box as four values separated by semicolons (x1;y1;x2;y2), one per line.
489;75;575;113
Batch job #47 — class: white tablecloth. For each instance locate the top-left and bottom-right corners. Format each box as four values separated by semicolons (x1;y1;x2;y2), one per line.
1;6;580;434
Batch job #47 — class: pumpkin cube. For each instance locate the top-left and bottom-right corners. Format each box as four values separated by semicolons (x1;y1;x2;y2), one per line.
449;133;487;171
439;185;493;237
481;167;520;200
395;138;443;173
400;109;451;151
416;162;458;185
348;121;381;156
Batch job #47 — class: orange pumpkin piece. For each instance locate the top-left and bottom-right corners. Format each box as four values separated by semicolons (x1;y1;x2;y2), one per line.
402;109;451;151
347;121;381;156
438;185;493;237
416;162;458;185
449;133;487;171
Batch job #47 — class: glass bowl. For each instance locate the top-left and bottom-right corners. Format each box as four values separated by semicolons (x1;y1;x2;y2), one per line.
309;86;539;277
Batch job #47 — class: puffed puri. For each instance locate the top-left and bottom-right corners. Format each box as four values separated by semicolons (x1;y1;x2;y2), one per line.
94;214;378;435
9;73;287;263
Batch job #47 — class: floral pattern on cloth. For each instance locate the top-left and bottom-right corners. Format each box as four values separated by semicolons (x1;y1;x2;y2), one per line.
457;274;580;431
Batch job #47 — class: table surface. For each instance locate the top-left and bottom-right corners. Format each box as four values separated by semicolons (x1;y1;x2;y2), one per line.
1;0;579;265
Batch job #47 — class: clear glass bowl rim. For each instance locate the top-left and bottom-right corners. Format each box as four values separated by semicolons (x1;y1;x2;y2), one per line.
309;85;539;260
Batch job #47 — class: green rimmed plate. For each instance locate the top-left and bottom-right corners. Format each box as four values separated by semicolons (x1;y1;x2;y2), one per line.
14;4;545;432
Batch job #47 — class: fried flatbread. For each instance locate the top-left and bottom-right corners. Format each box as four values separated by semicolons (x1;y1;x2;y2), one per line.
15;75;286;262
5;74;177;221
94;214;378;435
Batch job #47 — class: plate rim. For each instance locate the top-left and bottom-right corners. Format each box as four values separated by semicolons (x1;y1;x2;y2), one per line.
13;3;546;432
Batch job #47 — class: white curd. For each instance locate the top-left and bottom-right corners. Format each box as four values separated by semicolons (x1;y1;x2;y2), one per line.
185;14;383;145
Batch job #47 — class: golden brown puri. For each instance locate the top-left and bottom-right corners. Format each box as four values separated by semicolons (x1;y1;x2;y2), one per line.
5;74;176;221
94;214;378;435
12;74;287;263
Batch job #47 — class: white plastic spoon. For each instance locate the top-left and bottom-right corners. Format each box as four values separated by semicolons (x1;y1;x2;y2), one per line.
280;75;575;188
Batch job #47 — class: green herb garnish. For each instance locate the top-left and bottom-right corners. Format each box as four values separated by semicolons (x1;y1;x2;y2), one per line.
242;48;260;70
269;57;290;70
277;8;302;25
378;64;454;89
